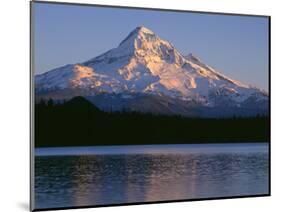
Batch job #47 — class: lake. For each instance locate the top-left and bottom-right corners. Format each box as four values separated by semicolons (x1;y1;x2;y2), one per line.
34;143;269;209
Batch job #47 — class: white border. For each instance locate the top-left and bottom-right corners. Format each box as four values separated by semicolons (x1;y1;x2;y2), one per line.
1;1;280;212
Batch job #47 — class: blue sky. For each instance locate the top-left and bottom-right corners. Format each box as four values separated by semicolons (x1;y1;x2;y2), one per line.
33;2;269;91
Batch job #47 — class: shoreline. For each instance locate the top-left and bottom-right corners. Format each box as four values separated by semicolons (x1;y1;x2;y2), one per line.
34;142;269;156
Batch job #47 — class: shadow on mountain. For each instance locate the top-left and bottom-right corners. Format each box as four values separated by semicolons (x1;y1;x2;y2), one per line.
35;96;269;147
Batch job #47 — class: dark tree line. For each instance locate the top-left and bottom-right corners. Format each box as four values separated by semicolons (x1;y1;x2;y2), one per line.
35;96;269;147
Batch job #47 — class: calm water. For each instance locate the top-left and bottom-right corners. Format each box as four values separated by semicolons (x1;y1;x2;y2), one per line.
34;143;269;209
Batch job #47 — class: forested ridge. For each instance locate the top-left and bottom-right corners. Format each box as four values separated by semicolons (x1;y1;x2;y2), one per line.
35;96;269;147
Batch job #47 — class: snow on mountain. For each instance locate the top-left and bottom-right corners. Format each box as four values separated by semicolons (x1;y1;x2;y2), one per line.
35;26;268;117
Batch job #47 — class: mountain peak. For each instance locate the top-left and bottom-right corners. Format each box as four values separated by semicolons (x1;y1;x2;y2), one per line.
83;26;164;66
135;26;155;35
115;26;186;65
119;26;157;47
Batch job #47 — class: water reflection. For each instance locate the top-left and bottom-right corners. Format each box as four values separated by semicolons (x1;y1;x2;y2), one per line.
35;144;269;209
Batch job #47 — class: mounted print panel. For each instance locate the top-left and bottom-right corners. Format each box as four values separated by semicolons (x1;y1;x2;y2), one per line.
31;1;270;211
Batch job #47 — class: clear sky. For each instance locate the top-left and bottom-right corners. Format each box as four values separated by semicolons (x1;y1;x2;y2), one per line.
33;2;269;91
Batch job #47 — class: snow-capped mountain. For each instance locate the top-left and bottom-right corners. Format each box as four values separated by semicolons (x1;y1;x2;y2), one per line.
35;26;268;117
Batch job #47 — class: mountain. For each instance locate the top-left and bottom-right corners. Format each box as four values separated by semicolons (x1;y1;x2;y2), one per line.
35;26;269;117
